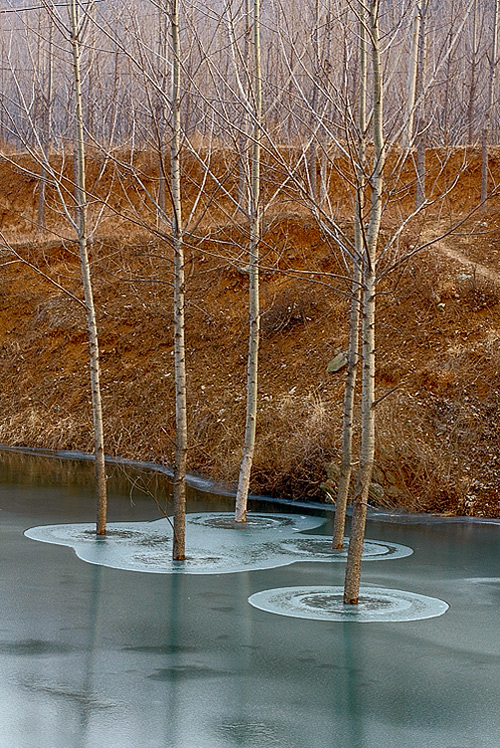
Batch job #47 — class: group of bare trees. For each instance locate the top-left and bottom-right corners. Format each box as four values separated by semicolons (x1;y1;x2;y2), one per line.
2;0;499;151
0;0;499;604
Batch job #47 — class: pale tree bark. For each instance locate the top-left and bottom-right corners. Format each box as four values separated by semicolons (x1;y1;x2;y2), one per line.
466;0;480;146
307;0;333;206
441;0;455;144
481;0;499;206
69;0;107;535
332;8;367;550
157;0;169;222
238;0;251;215
235;0;262;523
318;0;333;207
386;0;428;199
415;0;426;208
307;0;321;203
402;0;421;149
37;12;53;231
344;0;384;605
148;0;186;558
169;0;188;559
170;0;187;561
332;260;361;549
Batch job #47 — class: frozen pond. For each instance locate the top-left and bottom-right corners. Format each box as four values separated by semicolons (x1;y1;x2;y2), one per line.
1;450;500;748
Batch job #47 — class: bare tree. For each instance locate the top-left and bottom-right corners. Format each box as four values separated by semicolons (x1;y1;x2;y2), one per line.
264;0;476;599
0;0;109;534
332;0;367;550
342;0;384;605
414;0;427;208
466;0;482;146
481;0;499;205
234;0;262;522
403;0;422;149
67;0;108;534
169;0;188;559
1;0;497;558
37;11;54;230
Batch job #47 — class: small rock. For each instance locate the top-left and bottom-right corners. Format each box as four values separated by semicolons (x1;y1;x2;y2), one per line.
327;352;348;373
368;482;384;503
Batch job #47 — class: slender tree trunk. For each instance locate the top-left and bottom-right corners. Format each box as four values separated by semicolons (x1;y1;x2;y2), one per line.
415;132;426;208
467;0;479;146
157;1;169;223
343;262;376;603
318;0;332;207
38;14;53;231
69;0;107;535
238;0;251;215
481;0;499;206
156;0;186;556
170;0;187;559
332;9;367;550
344;0;384;604
235;0;262;523
415;1;426;208
403;0;421;149
442;0;457;145
308;86;318;203
308;0;321;203
332;264;361;548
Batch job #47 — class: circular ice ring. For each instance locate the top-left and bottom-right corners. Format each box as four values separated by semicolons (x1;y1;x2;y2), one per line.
188;513;293;530
248;586;448;622
278;537;413;560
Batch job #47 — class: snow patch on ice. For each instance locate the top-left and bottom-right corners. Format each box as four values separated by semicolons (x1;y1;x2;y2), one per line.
248;586;449;622
277;536;413;561
24;513;413;575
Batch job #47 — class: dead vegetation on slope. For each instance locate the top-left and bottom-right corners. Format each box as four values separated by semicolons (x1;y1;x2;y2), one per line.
0;152;499;516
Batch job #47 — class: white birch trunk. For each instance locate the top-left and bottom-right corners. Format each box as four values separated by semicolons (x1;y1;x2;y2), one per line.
415;2;426;208
343;263;376;603
238;0;251;215
170;0;188;559
467;0;479;146
37;14;53;231
403;0;421;149
415;136;426;208
157;1;169;223
308;0;321;203
332;264;361;549
481;0;499;206
235;0;262;523
69;0;107;535
343;0;384;604
318;0;332;207
332;12;367;550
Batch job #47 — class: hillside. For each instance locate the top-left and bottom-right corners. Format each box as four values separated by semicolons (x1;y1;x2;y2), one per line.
0;150;499;516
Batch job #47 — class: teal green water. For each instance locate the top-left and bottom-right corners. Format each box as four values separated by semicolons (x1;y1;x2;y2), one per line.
0;450;499;748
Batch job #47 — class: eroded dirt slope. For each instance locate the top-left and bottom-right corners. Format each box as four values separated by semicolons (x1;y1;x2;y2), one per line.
0;152;499;516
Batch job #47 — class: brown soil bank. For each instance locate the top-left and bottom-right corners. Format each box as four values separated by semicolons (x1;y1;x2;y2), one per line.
0;152;499;517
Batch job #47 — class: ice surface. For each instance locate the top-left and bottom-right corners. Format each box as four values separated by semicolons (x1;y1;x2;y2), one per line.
4;449;498;748
24;512;413;575
277;536;413;560
248;585;449;622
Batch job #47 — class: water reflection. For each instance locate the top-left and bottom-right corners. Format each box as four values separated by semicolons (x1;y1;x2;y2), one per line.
341;623;365;748
79;563;104;745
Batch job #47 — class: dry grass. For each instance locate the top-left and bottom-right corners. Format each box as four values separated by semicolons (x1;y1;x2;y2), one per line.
459;268;500;310
0;153;499;515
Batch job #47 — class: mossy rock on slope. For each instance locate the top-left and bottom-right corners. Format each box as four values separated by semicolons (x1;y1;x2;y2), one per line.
326;352;348;373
